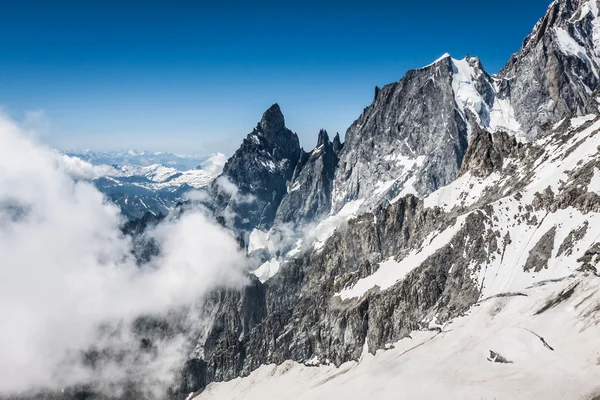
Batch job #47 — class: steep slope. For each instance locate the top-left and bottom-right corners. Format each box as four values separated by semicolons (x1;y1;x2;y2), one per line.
183;113;600;400
196;275;600;400
329;54;525;216
209;104;301;232
497;0;600;137
24;2;600;399
274;130;341;226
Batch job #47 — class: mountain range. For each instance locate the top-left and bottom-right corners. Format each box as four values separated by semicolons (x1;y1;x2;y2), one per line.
22;0;600;399
63;151;224;219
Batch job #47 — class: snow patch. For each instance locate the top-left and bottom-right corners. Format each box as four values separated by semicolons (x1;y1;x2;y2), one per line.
252;258;281;283
337;214;468;300
248;229;269;253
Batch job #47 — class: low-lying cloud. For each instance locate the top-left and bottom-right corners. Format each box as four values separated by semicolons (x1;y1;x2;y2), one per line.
200;152;227;176
0;111;248;397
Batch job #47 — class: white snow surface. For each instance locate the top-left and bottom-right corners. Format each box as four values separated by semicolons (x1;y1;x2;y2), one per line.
195;275;600;400
310;199;365;252
247;229;270;254
251;258;281;283
422;52;451;68
451;57;522;137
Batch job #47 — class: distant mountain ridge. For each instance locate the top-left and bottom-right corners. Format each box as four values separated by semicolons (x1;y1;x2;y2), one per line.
64;151;224;219
67;149;209;171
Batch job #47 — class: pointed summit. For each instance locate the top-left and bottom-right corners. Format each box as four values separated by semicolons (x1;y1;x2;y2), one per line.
332;133;343;153
316;129;330;148
259;103;285;135
496;0;600;137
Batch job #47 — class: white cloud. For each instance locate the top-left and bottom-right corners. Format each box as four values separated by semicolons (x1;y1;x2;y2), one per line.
200;152;227;176
0;111;248;396
58;153;121;180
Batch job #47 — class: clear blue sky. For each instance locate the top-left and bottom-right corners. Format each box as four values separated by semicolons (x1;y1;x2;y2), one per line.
0;0;552;155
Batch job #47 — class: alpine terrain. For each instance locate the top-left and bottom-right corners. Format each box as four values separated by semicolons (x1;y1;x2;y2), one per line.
14;0;600;399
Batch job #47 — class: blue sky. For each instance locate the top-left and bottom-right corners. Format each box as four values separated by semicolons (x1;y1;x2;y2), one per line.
0;0;552;155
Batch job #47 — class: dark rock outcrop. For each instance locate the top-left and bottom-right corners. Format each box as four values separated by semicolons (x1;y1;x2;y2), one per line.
459;127;522;178
274;129;341;226
209;104;301;232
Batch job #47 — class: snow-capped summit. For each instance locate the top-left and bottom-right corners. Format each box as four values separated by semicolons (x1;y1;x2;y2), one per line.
421;52;451;68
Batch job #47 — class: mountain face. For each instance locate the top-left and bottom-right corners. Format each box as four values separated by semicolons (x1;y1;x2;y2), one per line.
497;0;600;137
183;113;600;400
274;130;341;226
180;1;600;397
331;56;472;213
27;1;600;399
210;104;301;232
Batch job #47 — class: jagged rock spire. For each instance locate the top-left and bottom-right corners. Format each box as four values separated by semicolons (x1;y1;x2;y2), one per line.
317;129;330;148
210;103;301;232
259;103;285;136
332;133;343;153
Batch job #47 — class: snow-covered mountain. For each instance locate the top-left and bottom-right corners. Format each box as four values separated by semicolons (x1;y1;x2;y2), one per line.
62;151;224;219
23;1;600;399
180;1;600;398
67;149;209;171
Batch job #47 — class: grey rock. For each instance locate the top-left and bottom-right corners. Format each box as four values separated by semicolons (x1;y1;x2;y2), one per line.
496;0;600;138
331;56;470;213
524;227;557;273
274;130;340;226
459;127;522;178
209;104;301;232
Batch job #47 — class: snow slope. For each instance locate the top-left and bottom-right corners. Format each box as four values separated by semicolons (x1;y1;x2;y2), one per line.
195;274;600;400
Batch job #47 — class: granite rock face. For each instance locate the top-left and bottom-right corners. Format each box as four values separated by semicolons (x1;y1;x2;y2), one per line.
20;2;600;399
209;104;301;232
497;0;600;137
181;112;600;400
274;130;340;226
331;56;471;213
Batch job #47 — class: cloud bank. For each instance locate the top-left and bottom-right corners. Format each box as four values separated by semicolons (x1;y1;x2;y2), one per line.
0;111;247;397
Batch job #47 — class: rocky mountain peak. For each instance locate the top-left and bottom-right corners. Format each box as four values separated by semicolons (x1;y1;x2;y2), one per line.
274;128;340;226
523;0;585;49
332;133;343;153
317;129;330;148
495;0;600;137
208;104;301;232
259;103;286;137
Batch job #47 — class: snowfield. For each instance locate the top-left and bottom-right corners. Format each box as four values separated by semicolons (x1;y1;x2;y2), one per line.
195;274;600;400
